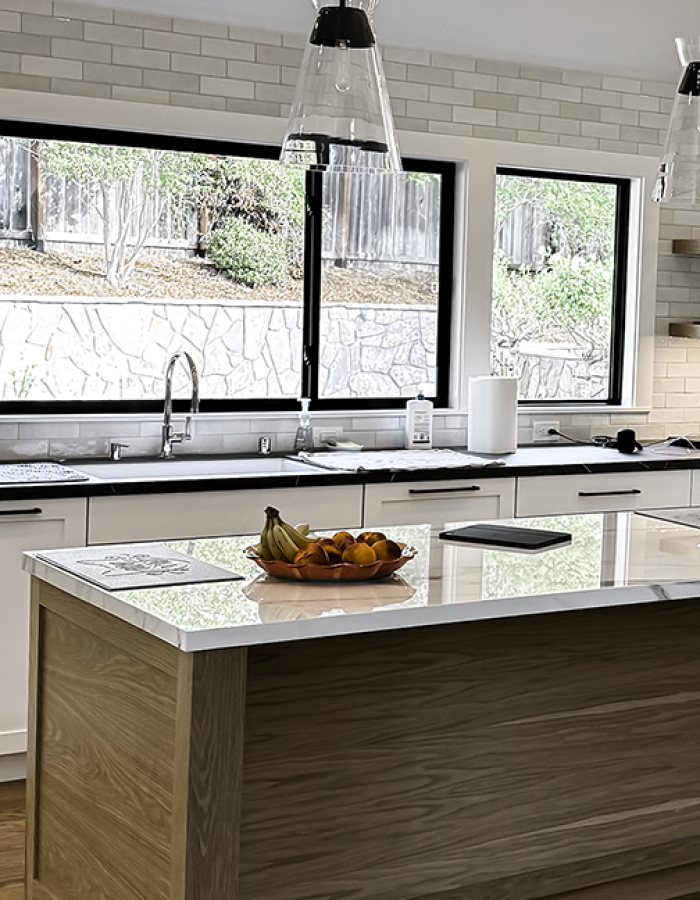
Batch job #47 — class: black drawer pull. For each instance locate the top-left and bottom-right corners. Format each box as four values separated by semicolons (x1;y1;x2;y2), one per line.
0;507;43;516
408;486;482;495
577;489;641;498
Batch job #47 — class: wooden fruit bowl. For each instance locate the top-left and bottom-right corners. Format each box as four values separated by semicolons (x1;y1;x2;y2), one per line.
245;545;417;582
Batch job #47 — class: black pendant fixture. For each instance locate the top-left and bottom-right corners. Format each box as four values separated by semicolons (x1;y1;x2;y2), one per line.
280;0;402;173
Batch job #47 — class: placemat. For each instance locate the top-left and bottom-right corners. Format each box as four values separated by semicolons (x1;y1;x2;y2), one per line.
36;543;243;591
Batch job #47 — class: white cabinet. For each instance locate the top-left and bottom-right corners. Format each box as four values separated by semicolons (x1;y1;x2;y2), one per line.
0;498;87;762
690;470;700;506
516;470;691;517
363;477;516;527
88;485;364;544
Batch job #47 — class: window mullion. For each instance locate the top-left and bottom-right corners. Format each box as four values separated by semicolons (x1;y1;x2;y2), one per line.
302;167;323;401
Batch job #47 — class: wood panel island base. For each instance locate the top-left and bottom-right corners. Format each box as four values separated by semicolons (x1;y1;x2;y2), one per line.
21;516;700;900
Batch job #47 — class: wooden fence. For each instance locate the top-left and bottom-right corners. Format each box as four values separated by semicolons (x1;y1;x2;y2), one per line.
0;138;444;267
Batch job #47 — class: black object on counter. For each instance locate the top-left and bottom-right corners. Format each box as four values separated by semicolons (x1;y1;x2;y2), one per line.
439;523;572;553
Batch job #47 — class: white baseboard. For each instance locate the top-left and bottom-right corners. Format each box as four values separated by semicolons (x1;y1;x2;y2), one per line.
0;729;27;755
0;752;26;783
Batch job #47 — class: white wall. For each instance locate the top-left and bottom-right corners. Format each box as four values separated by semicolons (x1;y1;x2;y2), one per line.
0;0;697;448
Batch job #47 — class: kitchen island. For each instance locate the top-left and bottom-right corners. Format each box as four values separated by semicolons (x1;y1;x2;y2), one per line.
21;512;700;900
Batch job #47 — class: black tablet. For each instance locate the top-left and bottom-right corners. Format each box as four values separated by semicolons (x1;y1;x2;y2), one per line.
438;523;572;553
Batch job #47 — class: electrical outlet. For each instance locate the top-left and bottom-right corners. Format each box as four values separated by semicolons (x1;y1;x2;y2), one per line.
532;420;560;443
312;426;343;447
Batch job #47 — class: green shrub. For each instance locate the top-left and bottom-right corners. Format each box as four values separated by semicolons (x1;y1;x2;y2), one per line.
208;217;288;287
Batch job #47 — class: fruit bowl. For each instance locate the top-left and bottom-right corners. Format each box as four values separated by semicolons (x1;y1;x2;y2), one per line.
245;545;417;582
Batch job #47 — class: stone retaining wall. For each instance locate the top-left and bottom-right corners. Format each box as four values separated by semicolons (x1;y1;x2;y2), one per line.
1;297;437;401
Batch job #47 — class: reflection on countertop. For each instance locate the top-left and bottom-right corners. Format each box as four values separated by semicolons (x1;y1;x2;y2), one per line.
22;512;700;652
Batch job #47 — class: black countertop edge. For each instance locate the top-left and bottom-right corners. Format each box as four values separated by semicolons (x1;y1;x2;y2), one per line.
0;447;698;500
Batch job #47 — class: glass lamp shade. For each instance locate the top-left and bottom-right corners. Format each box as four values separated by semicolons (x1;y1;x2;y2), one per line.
653;37;700;205
280;0;402;173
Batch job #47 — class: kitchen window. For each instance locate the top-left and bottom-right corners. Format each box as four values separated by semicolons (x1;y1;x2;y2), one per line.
0;119;454;415
492;167;630;405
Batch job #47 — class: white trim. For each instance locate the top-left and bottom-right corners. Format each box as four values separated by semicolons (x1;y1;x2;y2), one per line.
0;88;660;415
396;131;659;411
0;752;26;783
0;728;27;755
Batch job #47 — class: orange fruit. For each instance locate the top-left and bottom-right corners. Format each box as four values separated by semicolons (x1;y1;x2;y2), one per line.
293;543;328;565
332;531;354;547
324;543;343;564
357;531;386;546
372;538;402;561
337;536;356;554
342;542;377;565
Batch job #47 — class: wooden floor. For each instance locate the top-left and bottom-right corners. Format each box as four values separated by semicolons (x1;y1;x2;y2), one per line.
2;775;700;900
0;780;25;900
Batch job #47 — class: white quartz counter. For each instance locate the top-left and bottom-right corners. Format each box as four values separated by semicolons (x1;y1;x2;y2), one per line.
22;512;700;652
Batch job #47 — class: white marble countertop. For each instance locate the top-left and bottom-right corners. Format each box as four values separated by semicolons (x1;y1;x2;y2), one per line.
22;511;700;652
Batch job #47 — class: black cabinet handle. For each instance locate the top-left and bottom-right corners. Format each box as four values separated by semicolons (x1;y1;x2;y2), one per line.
408;486;482;495
577;489;641;498
0;507;43;516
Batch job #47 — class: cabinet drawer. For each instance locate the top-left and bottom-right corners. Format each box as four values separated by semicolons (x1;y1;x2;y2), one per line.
516;470;691;517
88;485;363;544
364;478;516;528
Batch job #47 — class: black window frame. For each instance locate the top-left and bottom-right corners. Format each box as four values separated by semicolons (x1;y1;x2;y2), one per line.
494;166;630;408
0;118;455;415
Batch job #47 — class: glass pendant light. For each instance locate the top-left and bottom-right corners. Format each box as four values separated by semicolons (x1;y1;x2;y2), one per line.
280;0;402;173
653;37;700;205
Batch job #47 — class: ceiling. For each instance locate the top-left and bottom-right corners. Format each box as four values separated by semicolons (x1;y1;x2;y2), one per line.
73;0;700;85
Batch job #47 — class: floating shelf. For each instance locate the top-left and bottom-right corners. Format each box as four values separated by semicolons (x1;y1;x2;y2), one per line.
672;239;700;256
669;322;700;338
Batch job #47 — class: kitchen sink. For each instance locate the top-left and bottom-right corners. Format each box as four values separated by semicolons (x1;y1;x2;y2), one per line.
69;455;323;481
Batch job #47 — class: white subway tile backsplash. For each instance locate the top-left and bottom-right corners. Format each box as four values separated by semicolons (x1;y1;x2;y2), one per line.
112;45;169;69
21;54;81;78
497;76;540;97
173;17;221;38
113;11;171;32
351;417;401;432
112;85;169;104
452;70;497;91
407;63;452;86
602;75;641;94
84;21;143;48
195;418;251;436
374;430;404;449
51;37;111;63
518;96;560;116
50;438;110;458
53;1;112;23
476;59;519;77
19;421;80;439
201;74;254;100
0;440;49;459
541;82;582;103
0;1;689;449
79;420;142;439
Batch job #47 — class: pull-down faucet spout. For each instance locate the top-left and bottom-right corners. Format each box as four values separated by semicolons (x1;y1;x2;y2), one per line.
161;351;200;459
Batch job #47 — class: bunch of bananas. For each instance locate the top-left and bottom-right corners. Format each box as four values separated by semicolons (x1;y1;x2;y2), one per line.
255;506;319;563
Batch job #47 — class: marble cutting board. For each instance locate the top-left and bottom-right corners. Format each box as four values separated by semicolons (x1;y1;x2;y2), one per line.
36;543;243;591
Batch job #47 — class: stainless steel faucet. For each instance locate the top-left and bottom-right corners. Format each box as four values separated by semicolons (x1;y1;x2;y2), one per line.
161;351;200;459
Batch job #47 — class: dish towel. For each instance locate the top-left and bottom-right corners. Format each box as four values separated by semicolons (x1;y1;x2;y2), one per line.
298;449;506;473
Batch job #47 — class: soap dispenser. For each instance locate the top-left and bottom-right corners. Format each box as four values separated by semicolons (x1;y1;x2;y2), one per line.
405;391;434;450
294;397;314;452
